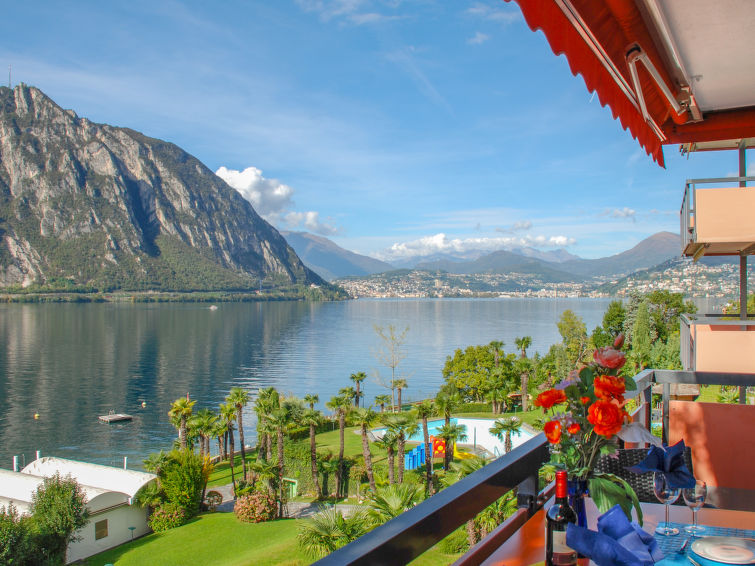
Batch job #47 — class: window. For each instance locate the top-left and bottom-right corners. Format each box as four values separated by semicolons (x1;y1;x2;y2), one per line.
95;519;108;540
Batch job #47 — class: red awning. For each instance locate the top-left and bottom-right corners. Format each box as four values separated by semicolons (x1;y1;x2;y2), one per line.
504;0;755;167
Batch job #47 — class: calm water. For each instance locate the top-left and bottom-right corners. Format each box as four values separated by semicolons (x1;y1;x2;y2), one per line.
0;297;721;469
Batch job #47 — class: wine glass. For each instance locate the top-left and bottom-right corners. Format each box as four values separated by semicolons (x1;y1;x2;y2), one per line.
682;480;707;535
653;471;681;535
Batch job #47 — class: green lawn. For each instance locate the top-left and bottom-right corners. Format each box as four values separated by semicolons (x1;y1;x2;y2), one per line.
84;510;461;566
84;514;308;566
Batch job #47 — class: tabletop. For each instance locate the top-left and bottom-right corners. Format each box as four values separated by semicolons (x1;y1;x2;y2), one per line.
481;499;755;566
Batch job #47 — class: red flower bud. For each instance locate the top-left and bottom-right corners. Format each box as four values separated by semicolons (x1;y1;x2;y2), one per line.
613;334;625;349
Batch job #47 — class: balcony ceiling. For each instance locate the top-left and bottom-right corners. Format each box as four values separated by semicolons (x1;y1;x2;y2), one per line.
504;0;755;166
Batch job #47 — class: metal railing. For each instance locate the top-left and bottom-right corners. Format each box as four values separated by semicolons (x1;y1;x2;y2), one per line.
314;369;754;565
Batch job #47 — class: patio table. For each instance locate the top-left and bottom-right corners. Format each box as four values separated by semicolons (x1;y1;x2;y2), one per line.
481;498;755;566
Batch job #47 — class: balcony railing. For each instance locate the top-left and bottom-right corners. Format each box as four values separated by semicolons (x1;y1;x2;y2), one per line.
680;314;755;374
680;176;755;258
314;369;755;566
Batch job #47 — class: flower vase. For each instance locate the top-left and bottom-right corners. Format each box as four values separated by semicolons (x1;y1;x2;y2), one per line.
567;479;588;529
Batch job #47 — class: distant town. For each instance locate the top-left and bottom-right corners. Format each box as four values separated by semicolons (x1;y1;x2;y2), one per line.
335;258;753;301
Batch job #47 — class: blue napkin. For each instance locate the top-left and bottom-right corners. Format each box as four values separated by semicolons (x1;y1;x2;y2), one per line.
566;505;664;566
626;440;696;489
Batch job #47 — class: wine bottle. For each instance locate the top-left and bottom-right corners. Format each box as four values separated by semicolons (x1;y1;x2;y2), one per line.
546;470;578;566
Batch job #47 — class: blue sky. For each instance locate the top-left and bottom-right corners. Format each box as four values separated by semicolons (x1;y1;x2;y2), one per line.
1;0;749;260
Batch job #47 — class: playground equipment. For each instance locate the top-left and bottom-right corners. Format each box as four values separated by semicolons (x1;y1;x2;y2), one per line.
453;444;475;460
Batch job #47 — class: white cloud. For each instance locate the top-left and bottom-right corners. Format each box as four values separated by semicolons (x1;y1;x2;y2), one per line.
216;166;338;236
466;2;520;24
468;32;490;45
295;0;398;25
496;220;532;233
375;232;576;261
602;207;636;221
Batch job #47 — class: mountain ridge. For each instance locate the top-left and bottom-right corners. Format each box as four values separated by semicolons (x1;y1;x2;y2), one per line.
0;84;326;293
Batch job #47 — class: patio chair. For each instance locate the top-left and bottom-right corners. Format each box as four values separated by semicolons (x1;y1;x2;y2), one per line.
593;447;694;505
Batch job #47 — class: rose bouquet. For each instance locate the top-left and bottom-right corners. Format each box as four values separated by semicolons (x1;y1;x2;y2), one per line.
535;335;643;523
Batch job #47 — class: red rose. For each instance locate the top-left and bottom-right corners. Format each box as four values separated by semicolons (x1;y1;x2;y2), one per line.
544;420;562;444
567;423;581;434
593;346;626;370
587;400;627;439
613;334;625;349
534;389;567;409
593;375;626;402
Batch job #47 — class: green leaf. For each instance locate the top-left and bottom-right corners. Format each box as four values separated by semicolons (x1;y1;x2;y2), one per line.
599;444;617;456
589;473;643;525
624;375;637;392
579;367;594;387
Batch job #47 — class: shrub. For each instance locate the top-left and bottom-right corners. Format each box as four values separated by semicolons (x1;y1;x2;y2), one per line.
437;526;468;554
148;503;187;532
0;504;34;565
234;490;278;523
160;449;207;517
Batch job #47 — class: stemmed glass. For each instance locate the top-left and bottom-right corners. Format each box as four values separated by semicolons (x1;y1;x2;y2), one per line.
653;472;681;535
683;480;707;535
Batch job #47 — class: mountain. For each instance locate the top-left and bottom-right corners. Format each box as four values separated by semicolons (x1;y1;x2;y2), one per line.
508;246;580;263
0;85;325;292
281;231;393;281
416;250;577;282
557;231;680;278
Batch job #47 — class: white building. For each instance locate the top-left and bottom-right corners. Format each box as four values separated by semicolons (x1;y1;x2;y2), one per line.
0;457;156;563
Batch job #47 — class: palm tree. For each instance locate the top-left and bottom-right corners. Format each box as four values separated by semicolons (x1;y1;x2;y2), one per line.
367;484;423;523
249;458;279;495
350;371;367;407
255;387;279;461
385;412;418;484
489;416;522;454
318;456;339;498
297;507;372;559
326;394;352;499
375;429;398;485
300;408;322;497
212;417;228;460
189;408;217;459
414;399;435;495
219;402;237;488
304;393;319;410
339;386;357;406
437;422;467;471
168;397;196;450
515;336;532;412
351;407;377;492
227;387;251;478
143;450;169;476
375;394;391;413
393;378;408;411
477;491;518;538
266;407;290;517
435;391;460;428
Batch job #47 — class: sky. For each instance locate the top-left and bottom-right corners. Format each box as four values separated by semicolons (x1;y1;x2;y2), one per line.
1;0;750;261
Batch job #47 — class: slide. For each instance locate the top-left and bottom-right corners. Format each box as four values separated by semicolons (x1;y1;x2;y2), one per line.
453;444;475;460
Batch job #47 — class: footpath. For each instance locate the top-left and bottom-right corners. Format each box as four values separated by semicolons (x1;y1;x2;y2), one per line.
210;483;362;518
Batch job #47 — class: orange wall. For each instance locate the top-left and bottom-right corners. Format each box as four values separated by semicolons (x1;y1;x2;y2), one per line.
695;187;755;243
669;401;755;491
693;325;755;373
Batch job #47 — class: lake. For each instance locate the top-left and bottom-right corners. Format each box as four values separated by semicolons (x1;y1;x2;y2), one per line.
0;297;722;469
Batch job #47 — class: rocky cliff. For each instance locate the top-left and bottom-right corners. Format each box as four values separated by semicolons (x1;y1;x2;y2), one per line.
0;84;324;291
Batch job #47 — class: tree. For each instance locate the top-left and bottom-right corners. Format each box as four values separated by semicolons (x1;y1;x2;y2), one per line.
384;412;418;484
255;387;279;462
514;336;532;412
435;391;461;428
168;397;196;450
443;456;488;548
437;422;467;471
351;407;378;492
629;300;655;371
227;387;251;479
297;507;372;559
375;428;399;485
267;397;303;517
326;395;351;499
29;473;89;564
367;484;423;523
414;399;435;495
0;504;34;566
394;378;408;410
374;394;391;413
489;416;522;454
189;408;217;459
219;402;237;489
373;324;409;412
160;449;210;518
557;310;589;369
300;409;322;497
212;417;228;461
318;456;340;498
304;393;319;410
350;372;367;407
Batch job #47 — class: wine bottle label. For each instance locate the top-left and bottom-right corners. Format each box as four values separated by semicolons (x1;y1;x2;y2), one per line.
551;531;577;566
